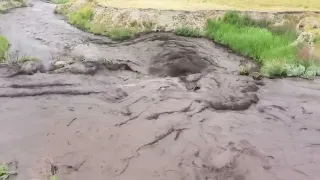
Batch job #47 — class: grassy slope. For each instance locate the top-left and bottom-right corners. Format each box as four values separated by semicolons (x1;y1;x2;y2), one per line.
203;12;319;78
96;0;320;11
175;12;319;78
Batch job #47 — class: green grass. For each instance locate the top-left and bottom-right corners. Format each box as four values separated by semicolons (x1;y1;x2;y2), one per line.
0;36;9;62
67;4;94;31
108;28;134;40
52;0;69;4
204;12;319;78
174;27;203;37
221;11;271;28
90;23;134;40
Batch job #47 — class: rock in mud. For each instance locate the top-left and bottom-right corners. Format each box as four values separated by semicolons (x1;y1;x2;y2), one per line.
53;60;68;69
205;94;259;111
21;60;46;73
5;60;46;77
52;61;98;75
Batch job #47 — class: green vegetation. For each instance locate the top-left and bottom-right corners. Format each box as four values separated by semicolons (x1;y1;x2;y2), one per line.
108;28;134;40
220;11;271;28
52;0;69;4
204;11;319;78
0;0;26;12
174;27;203;37
0;36;9;62
50;175;58;180
0;163;17;180
67;4;94;31
64;5;135;40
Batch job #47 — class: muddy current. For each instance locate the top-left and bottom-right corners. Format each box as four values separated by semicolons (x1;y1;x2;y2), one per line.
1;1;320;180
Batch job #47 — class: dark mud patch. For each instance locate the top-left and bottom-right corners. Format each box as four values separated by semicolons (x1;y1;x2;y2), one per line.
8;82;75;88
71;32;250;74
149;47;207;77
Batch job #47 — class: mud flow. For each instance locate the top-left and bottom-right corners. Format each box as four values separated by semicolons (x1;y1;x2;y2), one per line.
0;1;320;180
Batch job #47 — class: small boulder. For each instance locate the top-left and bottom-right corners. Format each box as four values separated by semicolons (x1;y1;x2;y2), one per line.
54;60;67;69
53;61;98;75
20;60;46;74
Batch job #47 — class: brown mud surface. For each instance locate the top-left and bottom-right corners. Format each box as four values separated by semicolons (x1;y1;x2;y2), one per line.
0;33;320;180
1;1;320;180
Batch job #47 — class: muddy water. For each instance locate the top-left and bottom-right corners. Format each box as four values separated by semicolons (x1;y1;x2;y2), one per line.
1;1;320;180
0;0;109;66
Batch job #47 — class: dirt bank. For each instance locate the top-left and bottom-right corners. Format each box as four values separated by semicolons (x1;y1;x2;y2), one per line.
56;1;320;33
0;1;320;180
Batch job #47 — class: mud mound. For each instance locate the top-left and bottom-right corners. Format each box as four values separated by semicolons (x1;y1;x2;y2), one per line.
71;33;251;75
149;47;207;77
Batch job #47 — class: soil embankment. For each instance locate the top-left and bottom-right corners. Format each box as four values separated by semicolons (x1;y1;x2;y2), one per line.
0;1;320;180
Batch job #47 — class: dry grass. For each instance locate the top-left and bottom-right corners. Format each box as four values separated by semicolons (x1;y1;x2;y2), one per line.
96;0;320;11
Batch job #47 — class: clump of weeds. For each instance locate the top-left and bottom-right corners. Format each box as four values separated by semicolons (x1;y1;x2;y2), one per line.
0;163;17;180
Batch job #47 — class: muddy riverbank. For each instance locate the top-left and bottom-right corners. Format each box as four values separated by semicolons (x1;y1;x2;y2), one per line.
0;0;109;66
0;1;320;180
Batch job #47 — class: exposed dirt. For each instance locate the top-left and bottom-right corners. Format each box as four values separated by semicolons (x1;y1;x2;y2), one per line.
0;1;320;180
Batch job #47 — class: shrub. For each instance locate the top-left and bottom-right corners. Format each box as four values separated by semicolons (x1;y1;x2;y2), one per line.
260;59;286;77
67;5;94;31
108;28;134;41
0;36;9;62
90;22;108;35
174;27;203;37
221;11;271;28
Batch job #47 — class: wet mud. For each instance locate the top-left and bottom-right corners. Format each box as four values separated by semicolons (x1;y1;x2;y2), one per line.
0;1;320;180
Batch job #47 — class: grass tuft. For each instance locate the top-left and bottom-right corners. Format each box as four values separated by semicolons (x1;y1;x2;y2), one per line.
67;4;94;31
0;163;17;180
221;11;271;28
0;36;9;62
174;27;203;37
108;28;134;40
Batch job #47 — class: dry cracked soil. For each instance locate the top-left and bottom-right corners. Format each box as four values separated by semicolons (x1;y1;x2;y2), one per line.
0;1;320;180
